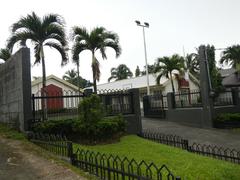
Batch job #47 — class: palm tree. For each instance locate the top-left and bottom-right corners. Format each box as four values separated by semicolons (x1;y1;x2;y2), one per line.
154;54;184;92
63;69;77;84
185;53;199;76
7;12;68;120
220;45;240;71
7;12;68;90
71;26;121;92
108;64;133;82
0;48;11;62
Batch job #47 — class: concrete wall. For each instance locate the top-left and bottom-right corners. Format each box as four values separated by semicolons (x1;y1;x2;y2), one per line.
0;48;32;131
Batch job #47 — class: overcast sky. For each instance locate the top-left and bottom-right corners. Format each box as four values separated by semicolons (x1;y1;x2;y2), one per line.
0;0;240;84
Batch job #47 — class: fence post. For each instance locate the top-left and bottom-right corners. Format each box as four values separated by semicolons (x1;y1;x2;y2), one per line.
67;141;74;164
143;95;150;117
167;92;175;109
176;177;181;180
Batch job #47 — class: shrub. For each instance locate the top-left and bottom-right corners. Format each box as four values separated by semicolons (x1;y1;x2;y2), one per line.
34;94;126;143
214;113;240;122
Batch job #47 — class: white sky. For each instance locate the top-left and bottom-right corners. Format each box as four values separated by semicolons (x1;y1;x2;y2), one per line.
0;0;240;84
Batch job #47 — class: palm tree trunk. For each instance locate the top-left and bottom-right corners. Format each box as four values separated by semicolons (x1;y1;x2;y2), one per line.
92;52;97;93
77;61;81;94
41;47;48;120
170;71;175;93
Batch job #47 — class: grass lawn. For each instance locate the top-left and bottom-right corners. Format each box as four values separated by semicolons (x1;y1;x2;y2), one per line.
73;135;240;180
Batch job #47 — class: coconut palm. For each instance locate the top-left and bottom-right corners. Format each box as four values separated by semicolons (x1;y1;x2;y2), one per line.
71;26;121;92
0;48;11;62
220;45;240;71
108;64;133;82
7;12;68;90
154;54;184;92
185;53;199;76
63;69;77;84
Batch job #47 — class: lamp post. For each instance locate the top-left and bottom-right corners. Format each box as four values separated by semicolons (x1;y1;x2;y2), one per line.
135;20;150;95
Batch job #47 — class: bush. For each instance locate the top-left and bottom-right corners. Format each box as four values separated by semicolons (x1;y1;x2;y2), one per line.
33;94;126;143
214;113;240;122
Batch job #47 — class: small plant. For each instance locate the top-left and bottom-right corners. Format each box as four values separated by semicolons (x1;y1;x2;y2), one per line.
214;113;240;122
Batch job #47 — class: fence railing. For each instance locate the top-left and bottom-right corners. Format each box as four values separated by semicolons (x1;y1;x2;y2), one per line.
213;91;233;106
29;133;181;180
73;148;180;180
141;130;240;164
174;90;202;108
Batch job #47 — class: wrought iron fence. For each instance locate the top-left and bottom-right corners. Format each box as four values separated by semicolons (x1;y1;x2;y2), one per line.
98;89;134;115
141;130;188;149
73;148;180;180
174;90;202;108
32;89;84;122
188;143;240;164
29;133;181;180
213;91;233;106
29;133;72;157
141;130;240;164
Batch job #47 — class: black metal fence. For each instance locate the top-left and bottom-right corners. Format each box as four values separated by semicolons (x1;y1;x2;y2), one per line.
29;133;181;180
174;90;202;108
141;130;240;164
29;133;72;157
213;91;233;106
98;89;134;115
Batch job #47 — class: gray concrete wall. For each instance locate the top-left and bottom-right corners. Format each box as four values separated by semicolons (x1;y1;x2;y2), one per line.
0;48;32;131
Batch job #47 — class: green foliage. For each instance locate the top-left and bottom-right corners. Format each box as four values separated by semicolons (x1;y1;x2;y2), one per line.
74;135;240;179
0;123;26;140
135;66;141;77
220;45;240;70
214;113;240;122
204;45;223;92
34;95;126;143
141;64;156;75
63;69;93;88
108;64;133;82
0;48;11;61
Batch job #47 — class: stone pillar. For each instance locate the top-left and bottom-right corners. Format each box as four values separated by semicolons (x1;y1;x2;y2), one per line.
199;45;213;128
143;96;150;117
167;92;175;110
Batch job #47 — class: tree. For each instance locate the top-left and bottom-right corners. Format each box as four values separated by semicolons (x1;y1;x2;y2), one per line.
108;64;133;82
0;48;11;62
71;26;121;92
141;64;155;75
7;12;68;91
154;54;184;92
63;69;93;88
135;66;141;77
7;12;68;120
185;53;199;76
220;45;240;71
204;45;222;92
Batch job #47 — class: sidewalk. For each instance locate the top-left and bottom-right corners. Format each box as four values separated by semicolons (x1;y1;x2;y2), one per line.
142;118;240;150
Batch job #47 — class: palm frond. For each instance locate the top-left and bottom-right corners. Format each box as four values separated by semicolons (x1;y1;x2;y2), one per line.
0;48;11;61
45;42;68;65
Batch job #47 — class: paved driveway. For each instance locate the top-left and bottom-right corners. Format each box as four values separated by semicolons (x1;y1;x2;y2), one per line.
142;118;240;150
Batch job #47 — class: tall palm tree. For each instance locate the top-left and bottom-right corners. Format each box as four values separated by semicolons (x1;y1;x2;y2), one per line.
220;45;240;71
71;26;121;92
108;64;133;82
154;54;184;92
0;48;11;62
7;12;68;90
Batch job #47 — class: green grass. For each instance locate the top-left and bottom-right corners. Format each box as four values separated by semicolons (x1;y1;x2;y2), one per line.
0;123;26;140
74;135;240;180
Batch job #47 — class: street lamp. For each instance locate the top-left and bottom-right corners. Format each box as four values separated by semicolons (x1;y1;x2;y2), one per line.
135;20;150;95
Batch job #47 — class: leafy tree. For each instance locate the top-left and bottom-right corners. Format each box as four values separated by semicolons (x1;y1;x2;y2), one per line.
108;64;133;82
135;66;141;77
63;69;93;88
204;45;223;92
154;54;184;92
185;53;199;77
71;26;121;92
141;64;155;75
0;48;11;62
7;12;68;90
220;45;240;71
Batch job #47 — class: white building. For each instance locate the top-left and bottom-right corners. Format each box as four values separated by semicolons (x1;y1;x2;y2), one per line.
31;75;83;110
